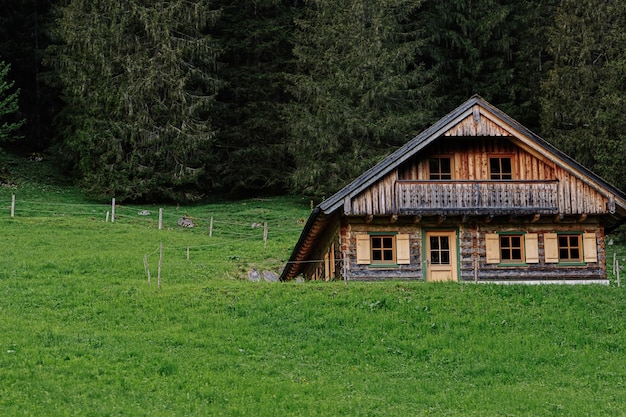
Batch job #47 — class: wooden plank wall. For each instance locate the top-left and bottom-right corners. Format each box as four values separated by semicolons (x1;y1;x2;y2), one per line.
307;222;341;281
349;137;608;216
554;167;607;215
400;138;556;181
444;111;510;137
350;171;398;216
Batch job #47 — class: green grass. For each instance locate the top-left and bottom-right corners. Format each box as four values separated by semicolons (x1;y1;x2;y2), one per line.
1;149;626;416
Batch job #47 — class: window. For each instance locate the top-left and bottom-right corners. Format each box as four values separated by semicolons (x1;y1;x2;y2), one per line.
558;234;582;262
500;235;524;263
544;233;597;263
356;233;411;266
429;157;452;180
429;235;450;264
371;235;395;263
489;157;512;180
486;233;539;264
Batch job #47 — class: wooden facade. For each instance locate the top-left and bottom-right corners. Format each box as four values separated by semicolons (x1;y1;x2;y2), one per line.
281;96;626;284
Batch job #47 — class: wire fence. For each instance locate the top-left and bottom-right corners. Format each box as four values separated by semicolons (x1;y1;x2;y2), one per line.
1;193;306;237
2;193;312;281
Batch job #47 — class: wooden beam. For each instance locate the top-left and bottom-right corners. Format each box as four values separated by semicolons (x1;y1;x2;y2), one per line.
437;215;446;224
484;214;494;223
413;215;422;223
343;196;352;215
473;105;481;123
365;214;374;224
530;214;541;223
461;214;469;223
577;213;588;223
390;214;398;224
554;214;564;222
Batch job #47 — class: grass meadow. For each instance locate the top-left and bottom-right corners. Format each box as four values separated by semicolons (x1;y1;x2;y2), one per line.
1;150;626;416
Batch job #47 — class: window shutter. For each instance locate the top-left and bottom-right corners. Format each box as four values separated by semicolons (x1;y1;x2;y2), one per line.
525;233;539;263
544;233;559;263
356;234;371;264
485;233;500;264
397;234;411;264
583;233;598;263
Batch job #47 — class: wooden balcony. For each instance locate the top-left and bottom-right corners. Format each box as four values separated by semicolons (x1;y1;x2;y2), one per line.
396;180;559;215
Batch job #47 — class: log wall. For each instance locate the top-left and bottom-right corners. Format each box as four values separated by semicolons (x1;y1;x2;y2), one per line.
337;218;606;282
459;220;606;281
342;220;424;281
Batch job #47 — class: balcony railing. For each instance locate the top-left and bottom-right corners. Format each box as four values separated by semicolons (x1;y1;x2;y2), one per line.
396;180;559;215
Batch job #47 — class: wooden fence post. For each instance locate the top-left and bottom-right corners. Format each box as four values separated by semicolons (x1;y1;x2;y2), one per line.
158;208;163;230
11;194;15;218
209;216;214;237
473;258;478;282
111;198;116;223
187;246;190;261
157;242;163;289
263;222;268;248
144;254;151;285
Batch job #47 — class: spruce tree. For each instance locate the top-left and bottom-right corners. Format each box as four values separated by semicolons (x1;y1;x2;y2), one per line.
541;0;626;191
507;0;558;129
287;0;435;196
212;0;297;196
0;59;24;142
47;1;220;202
0;0;56;149
419;0;519;116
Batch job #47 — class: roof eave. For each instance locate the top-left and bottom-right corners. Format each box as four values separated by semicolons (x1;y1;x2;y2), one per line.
280;207;324;281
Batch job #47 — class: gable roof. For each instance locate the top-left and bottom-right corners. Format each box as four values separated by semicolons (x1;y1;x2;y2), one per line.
280;95;626;281
320;95;626;214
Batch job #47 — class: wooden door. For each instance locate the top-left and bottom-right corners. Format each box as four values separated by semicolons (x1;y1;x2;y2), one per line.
425;231;458;282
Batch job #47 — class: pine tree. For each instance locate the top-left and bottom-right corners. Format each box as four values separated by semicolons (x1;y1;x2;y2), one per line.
541;0;626;191
287;0;435;196
47;1;220;202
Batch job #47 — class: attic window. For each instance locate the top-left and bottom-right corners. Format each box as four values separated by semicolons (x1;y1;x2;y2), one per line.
489;157;512;180
429;157;452;180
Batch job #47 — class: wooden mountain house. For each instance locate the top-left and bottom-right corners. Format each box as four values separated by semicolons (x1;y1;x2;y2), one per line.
281;96;626;283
